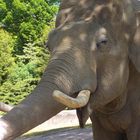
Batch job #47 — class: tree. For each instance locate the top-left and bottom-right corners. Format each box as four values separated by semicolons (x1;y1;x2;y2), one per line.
0;29;15;85
0;1;58;105
1;0;58;53
47;0;60;5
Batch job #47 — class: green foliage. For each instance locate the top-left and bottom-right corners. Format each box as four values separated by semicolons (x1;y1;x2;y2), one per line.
47;0;60;5
0;0;58;105
0;0;58;54
0;0;7;22
0;62;38;104
0;29;15;84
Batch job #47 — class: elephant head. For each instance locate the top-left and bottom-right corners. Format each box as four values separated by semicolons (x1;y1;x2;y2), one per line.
53;0;140;126
0;0;140;139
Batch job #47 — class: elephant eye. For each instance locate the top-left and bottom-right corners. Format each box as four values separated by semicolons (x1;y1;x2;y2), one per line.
96;34;108;48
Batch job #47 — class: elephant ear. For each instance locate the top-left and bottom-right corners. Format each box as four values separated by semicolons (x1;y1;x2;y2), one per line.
129;25;140;72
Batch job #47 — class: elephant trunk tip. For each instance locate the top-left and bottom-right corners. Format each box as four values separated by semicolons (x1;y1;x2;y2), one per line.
52;90;91;109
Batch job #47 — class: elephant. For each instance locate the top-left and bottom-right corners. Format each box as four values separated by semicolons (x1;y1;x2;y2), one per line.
0;0;140;139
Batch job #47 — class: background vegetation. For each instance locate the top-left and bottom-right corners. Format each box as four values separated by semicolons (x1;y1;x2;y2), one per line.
0;0;59;105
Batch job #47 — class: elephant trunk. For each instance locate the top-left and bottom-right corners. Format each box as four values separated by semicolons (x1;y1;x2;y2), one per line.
0;55;91;140
0;56;76;140
0;80;65;140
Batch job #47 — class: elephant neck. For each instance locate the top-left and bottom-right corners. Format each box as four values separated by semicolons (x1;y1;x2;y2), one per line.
96;90;127;116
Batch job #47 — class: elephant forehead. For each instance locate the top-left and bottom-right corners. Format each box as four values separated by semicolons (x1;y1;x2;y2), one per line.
56;0;114;27
54;21;93;42
60;0;111;13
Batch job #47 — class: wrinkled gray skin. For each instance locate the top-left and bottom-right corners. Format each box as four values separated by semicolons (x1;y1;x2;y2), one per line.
0;0;140;139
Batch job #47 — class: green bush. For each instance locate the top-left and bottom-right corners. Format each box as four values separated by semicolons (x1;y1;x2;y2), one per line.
0;29;15;85
0;0;58;105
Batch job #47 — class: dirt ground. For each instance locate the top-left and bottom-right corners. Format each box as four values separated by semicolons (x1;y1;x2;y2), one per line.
1;110;93;140
17;127;93;140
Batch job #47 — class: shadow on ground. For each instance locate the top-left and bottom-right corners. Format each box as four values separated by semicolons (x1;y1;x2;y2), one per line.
17;127;93;140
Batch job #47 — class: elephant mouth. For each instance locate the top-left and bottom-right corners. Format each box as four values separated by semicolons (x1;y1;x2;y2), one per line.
53;90;91;108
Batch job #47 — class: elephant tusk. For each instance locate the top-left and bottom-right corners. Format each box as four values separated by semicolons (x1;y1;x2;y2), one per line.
53;90;91;108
